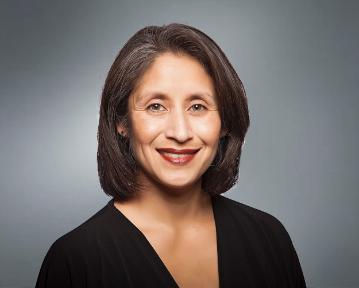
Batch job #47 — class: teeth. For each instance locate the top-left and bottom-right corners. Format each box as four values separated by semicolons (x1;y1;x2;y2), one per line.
161;152;190;158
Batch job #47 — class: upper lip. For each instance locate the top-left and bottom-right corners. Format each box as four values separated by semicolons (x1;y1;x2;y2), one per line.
156;148;201;154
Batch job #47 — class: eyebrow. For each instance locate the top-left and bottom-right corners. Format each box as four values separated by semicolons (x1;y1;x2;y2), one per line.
136;91;215;102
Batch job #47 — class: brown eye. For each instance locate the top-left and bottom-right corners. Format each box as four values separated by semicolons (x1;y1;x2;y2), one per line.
147;103;166;112
190;104;207;112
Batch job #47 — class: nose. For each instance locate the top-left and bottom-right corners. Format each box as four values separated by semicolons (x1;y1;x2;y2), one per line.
164;106;193;143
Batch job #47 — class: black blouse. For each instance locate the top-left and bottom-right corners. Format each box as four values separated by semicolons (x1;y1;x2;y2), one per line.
35;194;306;287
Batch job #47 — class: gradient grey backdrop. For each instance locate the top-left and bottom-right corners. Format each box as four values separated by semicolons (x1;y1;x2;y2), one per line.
1;0;358;287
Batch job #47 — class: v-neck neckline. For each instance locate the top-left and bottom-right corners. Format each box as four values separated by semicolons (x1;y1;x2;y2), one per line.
109;195;222;288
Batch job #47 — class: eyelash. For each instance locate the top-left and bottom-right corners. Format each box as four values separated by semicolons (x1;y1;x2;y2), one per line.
146;103;207;113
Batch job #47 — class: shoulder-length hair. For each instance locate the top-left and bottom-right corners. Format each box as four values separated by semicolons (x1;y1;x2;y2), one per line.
97;23;250;201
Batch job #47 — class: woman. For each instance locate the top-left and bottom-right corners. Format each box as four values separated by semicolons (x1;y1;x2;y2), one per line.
36;23;306;287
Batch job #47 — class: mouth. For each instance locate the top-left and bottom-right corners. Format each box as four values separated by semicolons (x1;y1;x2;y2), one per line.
156;148;201;165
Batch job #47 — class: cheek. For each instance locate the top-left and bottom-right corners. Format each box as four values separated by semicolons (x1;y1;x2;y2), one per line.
131;113;161;143
192;114;221;142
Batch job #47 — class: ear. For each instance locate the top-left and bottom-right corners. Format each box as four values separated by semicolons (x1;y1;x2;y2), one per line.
116;122;128;137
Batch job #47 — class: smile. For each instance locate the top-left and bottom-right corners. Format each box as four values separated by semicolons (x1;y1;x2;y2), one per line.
156;149;200;165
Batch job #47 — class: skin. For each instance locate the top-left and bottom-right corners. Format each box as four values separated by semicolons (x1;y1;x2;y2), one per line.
115;52;222;287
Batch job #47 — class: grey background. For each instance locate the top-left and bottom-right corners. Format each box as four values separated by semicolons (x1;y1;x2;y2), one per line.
1;0;358;287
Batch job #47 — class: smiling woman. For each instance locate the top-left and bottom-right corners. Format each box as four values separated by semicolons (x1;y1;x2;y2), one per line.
35;23;306;288
98;24;249;201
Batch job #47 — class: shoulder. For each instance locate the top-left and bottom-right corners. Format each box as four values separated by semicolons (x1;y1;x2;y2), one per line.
49;199;128;259
36;199;129;287
53;202;111;251
216;194;289;232
215;194;307;286
215;194;296;257
38;200;118;267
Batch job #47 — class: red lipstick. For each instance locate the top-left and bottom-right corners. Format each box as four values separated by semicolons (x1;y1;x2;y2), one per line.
156;148;200;165
156;148;200;154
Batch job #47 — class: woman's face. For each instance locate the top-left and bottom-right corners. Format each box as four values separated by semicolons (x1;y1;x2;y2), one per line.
118;52;223;191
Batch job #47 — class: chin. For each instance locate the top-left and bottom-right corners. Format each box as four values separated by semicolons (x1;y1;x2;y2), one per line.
156;174;201;190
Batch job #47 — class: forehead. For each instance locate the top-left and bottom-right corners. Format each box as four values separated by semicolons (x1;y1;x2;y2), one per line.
132;52;216;102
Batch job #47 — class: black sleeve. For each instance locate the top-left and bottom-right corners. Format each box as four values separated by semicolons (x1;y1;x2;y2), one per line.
287;235;307;287
273;217;307;287
35;239;72;288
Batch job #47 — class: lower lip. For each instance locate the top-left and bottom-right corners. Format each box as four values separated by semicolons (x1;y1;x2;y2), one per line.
158;151;198;165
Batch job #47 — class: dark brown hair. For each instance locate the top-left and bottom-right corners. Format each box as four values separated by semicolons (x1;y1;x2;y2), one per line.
97;23;250;201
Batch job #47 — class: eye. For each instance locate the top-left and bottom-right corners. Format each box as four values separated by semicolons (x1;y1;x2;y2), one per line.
190;103;207;112
146;103;166;112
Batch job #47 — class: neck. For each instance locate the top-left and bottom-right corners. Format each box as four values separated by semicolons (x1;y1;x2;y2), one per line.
115;174;213;229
